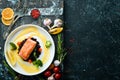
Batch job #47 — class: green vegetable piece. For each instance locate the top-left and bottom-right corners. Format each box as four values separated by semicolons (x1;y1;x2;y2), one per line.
9;42;17;50
45;41;52;48
33;52;37;59
33;59;43;68
37;59;43;66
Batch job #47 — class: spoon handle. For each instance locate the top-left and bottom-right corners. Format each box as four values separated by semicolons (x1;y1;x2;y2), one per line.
3;16;20;40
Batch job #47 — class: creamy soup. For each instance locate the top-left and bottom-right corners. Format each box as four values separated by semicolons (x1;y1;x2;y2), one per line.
7;26;50;73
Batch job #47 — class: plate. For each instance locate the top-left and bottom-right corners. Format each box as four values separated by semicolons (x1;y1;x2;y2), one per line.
4;24;55;75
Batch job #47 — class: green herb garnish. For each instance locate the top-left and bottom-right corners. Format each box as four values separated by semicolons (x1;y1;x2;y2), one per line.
9;42;17;50
45;40;52;48
33;59;43;68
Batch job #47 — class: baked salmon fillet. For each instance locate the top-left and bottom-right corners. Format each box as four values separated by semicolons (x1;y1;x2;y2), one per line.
19;38;37;60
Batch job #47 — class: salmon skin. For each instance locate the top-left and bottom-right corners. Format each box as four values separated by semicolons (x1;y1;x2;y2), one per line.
19;38;37;60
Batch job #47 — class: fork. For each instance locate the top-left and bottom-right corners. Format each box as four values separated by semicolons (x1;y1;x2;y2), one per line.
3;0;28;40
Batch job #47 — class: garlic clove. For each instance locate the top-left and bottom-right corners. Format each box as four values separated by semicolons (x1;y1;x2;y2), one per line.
54;60;61;66
48;76;55;80
43;18;52;26
54;19;63;27
47;73;55;80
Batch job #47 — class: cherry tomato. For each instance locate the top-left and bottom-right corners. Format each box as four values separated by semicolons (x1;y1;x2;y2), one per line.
17;41;22;46
54;73;61;80
38;47;42;53
53;66;60;73
44;70;51;77
28;59;32;63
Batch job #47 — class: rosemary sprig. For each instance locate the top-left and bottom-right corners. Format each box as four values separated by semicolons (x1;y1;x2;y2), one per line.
57;33;67;62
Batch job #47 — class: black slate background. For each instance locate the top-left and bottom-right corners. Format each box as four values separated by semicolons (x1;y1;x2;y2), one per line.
63;0;120;80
